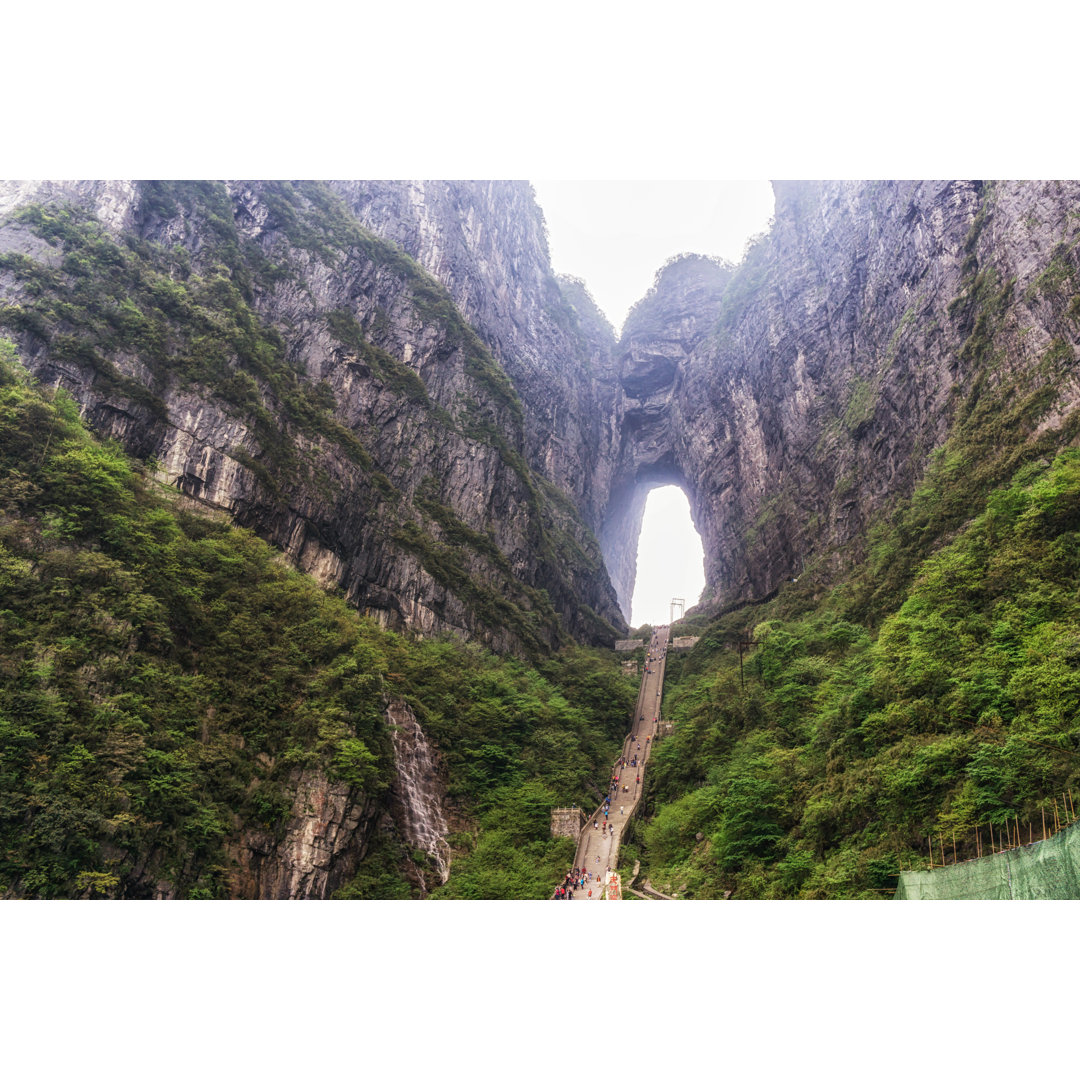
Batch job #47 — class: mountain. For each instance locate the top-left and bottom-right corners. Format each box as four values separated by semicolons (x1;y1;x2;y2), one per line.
2;178;1079;898
613;181;1080;897
0;181;625;657
604;181;1080;616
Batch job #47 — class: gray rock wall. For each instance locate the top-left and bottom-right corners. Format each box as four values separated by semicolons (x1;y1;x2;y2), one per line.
229;769;381;900
4;178;1079;640
330;180;624;534
0;180;626;652
601;181;1080;614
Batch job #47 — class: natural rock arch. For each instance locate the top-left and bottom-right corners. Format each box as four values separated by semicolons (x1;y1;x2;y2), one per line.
599;255;732;621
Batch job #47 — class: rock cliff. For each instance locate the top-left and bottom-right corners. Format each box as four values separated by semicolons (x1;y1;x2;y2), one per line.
3;177;1080;901
330;181;624;532
226;700;447;900
229;768;382;900
602;180;1080;614
0;181;626;655
600;254;733;614
3;178;1078;639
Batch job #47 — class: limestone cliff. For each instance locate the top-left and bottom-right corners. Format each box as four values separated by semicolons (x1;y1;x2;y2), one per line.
4;177;1080;902
329;181;623;534
0;181;626;655
229;768;382;900
3;178;1077;638
226;699;448;900
601;254;733;614
602;180;1080;614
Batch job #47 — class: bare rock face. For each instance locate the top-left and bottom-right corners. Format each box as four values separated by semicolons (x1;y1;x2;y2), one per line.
386;698;450;894
230;770;381;900
329;180;624;534
600;255;733;614
0;180;139;232
601;180;1080;614
0;180;626;652
4;178;1077;634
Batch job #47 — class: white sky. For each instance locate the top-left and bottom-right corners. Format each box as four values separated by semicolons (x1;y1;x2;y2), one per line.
532;180;775;334
630;486;705;628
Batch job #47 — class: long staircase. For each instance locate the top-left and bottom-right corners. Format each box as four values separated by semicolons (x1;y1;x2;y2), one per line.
556;626;670;900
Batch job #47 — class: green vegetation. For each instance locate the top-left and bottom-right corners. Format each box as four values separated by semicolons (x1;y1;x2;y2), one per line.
641;448;1080;897
1026;238;1080;306
0;348;391;897
634;209;1080;898
636;352;1080;898
716;232;772;330
8;178;1080;903
383;641;636;898
886;304;917;359
0;347;637;898
842;376;878;434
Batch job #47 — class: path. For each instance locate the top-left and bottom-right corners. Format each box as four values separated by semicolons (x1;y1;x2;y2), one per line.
556;625;670;900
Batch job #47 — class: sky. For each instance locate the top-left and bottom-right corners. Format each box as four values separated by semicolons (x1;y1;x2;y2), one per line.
630;486;706;627
531;180;775;333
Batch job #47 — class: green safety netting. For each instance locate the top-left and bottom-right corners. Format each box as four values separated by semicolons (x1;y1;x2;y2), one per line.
895;819;1080;899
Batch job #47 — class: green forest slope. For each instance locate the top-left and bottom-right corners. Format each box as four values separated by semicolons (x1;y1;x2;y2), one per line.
0;345;634;898
629;403;1080;898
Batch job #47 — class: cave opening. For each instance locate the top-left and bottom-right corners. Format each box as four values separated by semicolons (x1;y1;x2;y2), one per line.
629;485;705;628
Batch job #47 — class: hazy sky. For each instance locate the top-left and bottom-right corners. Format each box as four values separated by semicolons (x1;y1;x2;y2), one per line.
630;486;705;628
532;180;775;333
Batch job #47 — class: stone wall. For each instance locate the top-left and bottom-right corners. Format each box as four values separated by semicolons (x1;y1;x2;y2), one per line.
602;182;1080;616
671;636;700;650
550;807;586;840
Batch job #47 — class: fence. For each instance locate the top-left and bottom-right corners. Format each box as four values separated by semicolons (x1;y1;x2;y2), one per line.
895;805;1080;900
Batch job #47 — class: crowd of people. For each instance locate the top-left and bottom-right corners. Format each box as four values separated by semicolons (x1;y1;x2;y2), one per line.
553;866;599;899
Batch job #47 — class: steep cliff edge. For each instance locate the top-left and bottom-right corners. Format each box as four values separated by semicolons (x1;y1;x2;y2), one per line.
329;181;623;535
0;181;625;653
5;179;1076;642
603;181;1080;615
